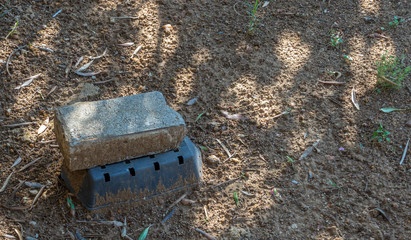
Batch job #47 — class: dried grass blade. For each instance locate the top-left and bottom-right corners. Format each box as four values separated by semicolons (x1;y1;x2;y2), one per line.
351;87;360;110
89;48;107;60
76;60;94;72
15;73;41;90
216;139;232;158
318;80;345;85
11;157;22;169
167;192;187;210
18;157;41;172
118;42;134;47
131;45;142;58
400;138;409;165
74;71;101;77
2;122;36;128
30;185;46;210
0;171;14;192
74;56;84;68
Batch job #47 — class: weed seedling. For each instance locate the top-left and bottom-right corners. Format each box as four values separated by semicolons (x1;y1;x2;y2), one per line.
286;156;294;163
371;122;390;142
330;30;343;47
5;19;18;39
376;53;411;89
248;0;260;34
329;180;341;189
388;16;403;28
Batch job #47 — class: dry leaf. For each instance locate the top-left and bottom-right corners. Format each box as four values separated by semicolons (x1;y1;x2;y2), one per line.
15;73;42;90
74;56;84;68
89;48;107;60
11;157;22;168
351;87;360;110
220;110;246;120
76;60;94;72
263;1;270;7
37;117;49;135
131;45;142;58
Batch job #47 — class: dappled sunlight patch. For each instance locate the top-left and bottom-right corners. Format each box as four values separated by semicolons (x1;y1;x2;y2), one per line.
226;74;281;126
174;67;195;102
359;0;381;14
347;33;396;92
275;30;312;76
191;48;211;66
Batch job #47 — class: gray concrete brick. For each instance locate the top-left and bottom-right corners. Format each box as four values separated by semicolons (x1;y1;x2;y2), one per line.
54;91;187;171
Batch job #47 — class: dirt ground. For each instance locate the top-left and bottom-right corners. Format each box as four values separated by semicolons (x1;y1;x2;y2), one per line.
1;0;410;239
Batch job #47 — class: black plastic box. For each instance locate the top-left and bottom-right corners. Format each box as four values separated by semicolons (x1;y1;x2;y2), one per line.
61;137;202;209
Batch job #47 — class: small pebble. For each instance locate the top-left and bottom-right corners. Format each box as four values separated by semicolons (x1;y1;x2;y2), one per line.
207;155;220;165
406;120;411;127
29;189;39;195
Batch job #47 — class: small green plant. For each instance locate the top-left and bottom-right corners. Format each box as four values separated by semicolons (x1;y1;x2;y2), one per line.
388;16;403;28
286;156;294;163
330;30;343;47
371;122;390;142
376;53;411;89
329;180;341;189
248;0;260;34
5;19;18;39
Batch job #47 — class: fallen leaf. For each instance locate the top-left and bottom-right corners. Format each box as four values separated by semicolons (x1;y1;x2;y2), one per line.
76;60;94;72
138;226;151;240
15;73;42;90
11;157;22;169
89;48;107;60
74;56;84;68
131;45;142;58
220;110;246;120
262;1;270;7
351;87;360;110
380;107;407;113
37;117;49;135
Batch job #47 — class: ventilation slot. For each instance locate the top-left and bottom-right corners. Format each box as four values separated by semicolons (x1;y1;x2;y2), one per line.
149;155;155;159
129;168;136;176
104;173;110;182
173;148;180;152
178;156;184;165
101;166;106;169
154;162;160;171
125;159;131;164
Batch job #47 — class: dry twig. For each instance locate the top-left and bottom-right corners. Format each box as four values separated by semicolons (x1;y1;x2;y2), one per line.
194;228;216;240
6;45;27;76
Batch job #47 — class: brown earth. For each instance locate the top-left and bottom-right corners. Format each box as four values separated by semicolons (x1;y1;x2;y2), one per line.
1;0;410;239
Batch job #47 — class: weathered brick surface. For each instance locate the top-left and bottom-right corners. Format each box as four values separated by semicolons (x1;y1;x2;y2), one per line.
54;91;187;171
